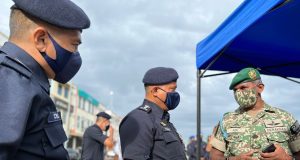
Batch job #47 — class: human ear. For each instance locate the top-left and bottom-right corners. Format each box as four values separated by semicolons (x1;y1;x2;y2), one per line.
33;27;48;53
152;87;159;97
257;83;264;94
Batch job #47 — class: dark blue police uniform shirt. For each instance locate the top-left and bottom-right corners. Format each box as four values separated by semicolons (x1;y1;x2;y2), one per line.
119;99;187;160
81;124;108;160
0;42;69;160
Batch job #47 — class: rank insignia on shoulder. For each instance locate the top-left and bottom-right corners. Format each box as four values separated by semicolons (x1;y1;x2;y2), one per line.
291;120;300;135
163;127;171;132
139;105;152;113
160;121;167;127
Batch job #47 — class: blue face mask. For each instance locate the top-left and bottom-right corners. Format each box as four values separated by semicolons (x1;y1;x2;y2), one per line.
157;88;180;110
41;34;82;84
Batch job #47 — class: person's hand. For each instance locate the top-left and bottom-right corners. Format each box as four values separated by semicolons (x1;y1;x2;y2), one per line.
229;150;255;160
260;144;292;160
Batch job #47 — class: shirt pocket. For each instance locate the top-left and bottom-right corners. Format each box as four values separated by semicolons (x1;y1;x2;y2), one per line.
163;131;178;144
44;123;67;148
267;132;289;143
226;132;243;143
43;122;69;160
266;132;291;155
225;132;243;156
163;131;185;159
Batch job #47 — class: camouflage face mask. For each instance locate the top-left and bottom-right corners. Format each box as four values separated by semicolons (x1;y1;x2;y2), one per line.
234;88;257;109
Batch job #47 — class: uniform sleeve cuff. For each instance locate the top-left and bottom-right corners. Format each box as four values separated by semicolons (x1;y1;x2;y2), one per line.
290;136;300;153
211;137;226;152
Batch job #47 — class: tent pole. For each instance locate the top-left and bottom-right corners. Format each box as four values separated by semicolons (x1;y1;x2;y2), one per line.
203;71;232;78
199;48;226;78
196;69;202;160
196;49;225;159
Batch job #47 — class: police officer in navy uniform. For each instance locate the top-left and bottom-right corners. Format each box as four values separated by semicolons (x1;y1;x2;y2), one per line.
0;0;90;159
82;112;114;160
119;67;187;160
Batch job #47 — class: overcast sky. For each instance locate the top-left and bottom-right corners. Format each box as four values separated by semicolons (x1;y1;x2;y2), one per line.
1;0;299;142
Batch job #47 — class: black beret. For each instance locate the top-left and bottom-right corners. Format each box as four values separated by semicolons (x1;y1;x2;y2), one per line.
96;112;111;120
12;0;90;29
143;67;179;85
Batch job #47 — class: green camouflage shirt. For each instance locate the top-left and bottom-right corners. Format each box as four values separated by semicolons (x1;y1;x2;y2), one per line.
213;103;298;158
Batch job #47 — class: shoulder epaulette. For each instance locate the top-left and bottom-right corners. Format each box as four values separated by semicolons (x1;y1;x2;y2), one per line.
138;105;152;113
0;54;32;79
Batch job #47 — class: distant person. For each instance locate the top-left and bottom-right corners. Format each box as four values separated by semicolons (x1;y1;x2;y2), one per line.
119;67;187;160
82;112;114;160
210;68;300;159
189;135;209;160
187;136;197;160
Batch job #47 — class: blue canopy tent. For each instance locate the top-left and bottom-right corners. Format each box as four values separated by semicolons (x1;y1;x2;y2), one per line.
195;0;300;158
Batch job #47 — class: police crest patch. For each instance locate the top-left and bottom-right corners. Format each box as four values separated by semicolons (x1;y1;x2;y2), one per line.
291;120;300;135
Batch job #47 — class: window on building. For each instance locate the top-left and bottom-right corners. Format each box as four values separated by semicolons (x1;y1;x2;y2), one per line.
81;119;85;132
58;84;63;95
84;101;89;112
61;111;66;124
64;87;69;98
79;98;84;109
77;116;81;129
79;98;82;109
89;104;93;114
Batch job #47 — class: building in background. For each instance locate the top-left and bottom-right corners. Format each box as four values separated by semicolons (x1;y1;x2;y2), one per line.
69;88;102;149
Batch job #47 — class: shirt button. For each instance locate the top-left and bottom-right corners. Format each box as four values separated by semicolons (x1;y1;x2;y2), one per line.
144;155;150;159
252;134;258;139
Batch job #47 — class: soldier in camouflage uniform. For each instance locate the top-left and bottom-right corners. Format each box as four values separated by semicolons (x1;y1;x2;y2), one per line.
209;68;300;160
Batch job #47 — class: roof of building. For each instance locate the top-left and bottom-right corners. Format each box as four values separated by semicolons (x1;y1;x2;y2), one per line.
78;89;99;106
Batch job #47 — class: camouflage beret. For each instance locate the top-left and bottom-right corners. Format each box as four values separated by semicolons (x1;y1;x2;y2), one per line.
229;68;261;90
143;67;179;85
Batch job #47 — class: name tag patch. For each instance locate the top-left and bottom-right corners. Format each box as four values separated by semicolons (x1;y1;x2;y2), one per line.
265;127;287;133
227;128;246;133
163;127;171;132
48;112;62;123
264;120;283;128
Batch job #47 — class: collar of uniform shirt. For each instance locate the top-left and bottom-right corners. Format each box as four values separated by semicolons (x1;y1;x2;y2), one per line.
143;99;169;121
0;42;50;92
